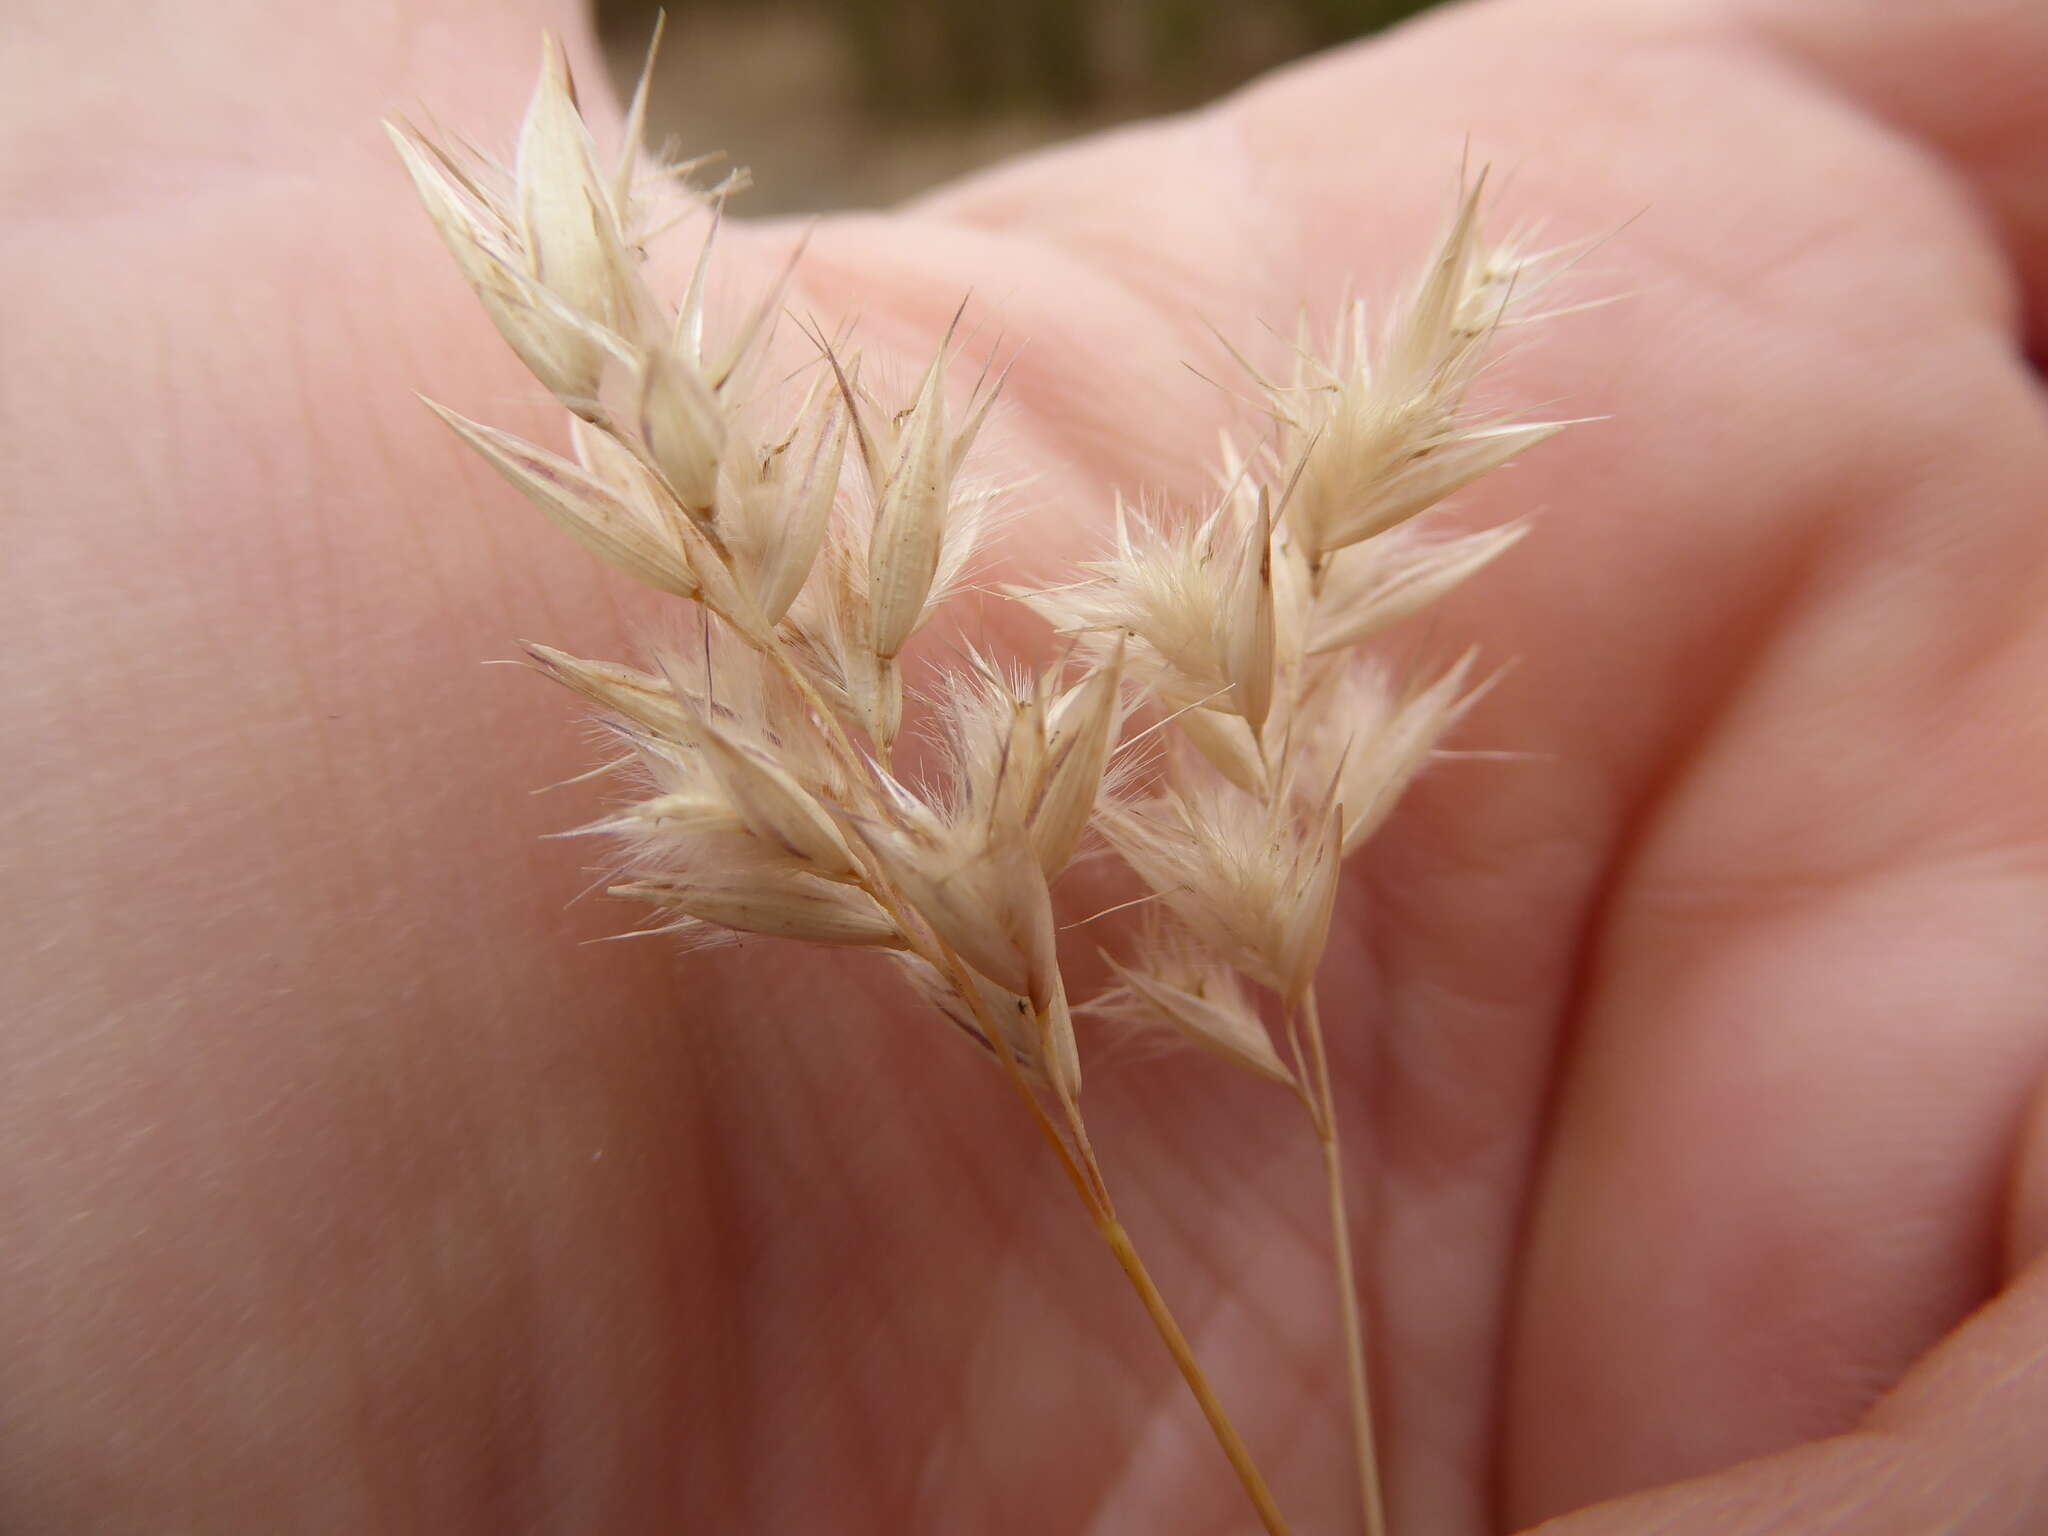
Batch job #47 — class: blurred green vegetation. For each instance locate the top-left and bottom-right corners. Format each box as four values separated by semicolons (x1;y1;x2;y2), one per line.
601;0;1440;121
594;0;1446;210
827;0;1437;118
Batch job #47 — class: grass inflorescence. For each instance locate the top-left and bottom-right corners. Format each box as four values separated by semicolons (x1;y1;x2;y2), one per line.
394;32;1574;1534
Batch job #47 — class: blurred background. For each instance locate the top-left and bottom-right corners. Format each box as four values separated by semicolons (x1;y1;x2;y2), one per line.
596;0;1445;212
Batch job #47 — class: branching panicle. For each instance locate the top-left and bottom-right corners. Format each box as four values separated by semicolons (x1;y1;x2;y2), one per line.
398;40;1575;1536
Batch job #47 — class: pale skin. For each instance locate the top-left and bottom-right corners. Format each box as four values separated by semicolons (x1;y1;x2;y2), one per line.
5;0;2048;1529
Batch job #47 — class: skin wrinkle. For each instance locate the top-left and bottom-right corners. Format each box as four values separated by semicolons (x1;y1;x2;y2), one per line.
841;1254;929;1517
1870;1256;2048;1457
1076;1303;1327;1536
695;996;798;1530
1070;1402;1186;1536
276;286;358;791
514;1048;647;1529
1368;950;1551;1377
1141;1157;1326;1379
1121;1112;1338;1412
1649;380;2048;874
340;348;482;662
1366;913;1570;1531
983;1261;1146;1536
974;1243;1153;1528
937;1218;1055;1525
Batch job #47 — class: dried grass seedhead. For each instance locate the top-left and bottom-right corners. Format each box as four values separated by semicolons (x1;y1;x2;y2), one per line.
1034;181;1574;1087
402;42;1588;1535
396;37;1570;1107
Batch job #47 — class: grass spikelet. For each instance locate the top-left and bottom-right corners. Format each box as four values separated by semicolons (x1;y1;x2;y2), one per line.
1090;920;1295;1087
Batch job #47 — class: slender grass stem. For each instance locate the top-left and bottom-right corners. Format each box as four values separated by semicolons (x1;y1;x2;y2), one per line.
1099;1217;1293;1536
1300;987;1387;1536
938;944;1291;1535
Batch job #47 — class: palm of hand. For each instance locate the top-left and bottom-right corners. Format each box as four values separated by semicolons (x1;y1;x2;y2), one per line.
5;1;2045;1531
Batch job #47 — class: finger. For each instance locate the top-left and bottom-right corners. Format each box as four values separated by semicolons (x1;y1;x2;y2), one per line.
1718;0;2048;354
1523;1236;2048;1533
1500;255;2048;1527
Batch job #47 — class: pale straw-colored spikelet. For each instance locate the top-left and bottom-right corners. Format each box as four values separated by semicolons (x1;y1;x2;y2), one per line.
1267;181;1568;573
1089;919;1295;1087
634;209;800;529
721;380;849;625
890;953;1046;1078
1029;644;1128;875
864;809;1079;1090
667;708;862;878
1223;491;1280;737
1306;520;1527;654
920;645;1128;878
844;335;1008;754
390;35;678;413
854;653;1120;1094
1020;488;1296;774
751;336;1011;756
427;402;708;601
1299;651;1493;857
524;645;690;740
1020;495;1237;708
1098;774;1344;1010
864;347;965;664
613;863;901;949
1168;703;1271;798
514;38;645;360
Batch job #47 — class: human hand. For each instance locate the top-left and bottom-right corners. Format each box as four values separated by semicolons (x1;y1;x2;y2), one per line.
4;0;2045;1530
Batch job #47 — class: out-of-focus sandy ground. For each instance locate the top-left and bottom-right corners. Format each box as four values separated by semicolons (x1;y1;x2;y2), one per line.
596;0;1434;213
